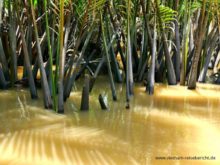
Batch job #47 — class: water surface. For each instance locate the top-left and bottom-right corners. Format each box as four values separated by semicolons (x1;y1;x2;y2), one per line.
0;79;220;165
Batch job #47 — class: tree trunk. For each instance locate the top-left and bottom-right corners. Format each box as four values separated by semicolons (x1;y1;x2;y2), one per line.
15;2;38;99
58;2;70;113
64;29;93;101
107;1;126;73
155;0;176;85
101;15;117;101
99;94;108;110
80;74;90;111
188;3;208;89
138;0;154;82
180;1;191;86
0;39;10;80
30;0;53;109
198;29;218;82
0;66;8;89
173;0;180;82
147;17;157;95
8;0;17;84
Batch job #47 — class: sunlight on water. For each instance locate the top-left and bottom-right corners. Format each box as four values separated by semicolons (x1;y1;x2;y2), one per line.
0;80;220;164
0;107;138;165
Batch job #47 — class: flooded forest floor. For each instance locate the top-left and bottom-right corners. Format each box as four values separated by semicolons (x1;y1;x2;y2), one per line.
0;77;220;165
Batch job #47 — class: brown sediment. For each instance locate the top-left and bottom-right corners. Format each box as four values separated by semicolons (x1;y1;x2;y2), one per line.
0;81;220;164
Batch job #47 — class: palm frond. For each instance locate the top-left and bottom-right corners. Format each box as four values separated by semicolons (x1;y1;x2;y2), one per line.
159;5;177;25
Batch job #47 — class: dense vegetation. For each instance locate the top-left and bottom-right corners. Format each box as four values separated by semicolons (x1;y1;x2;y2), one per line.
0;0;220;112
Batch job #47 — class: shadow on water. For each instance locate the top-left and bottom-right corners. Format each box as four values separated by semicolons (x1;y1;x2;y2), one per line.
0;79;220;165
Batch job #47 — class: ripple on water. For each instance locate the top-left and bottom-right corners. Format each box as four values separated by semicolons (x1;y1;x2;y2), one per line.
0;83;220;164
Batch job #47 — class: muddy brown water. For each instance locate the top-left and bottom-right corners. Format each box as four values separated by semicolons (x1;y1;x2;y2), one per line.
0;78;220;165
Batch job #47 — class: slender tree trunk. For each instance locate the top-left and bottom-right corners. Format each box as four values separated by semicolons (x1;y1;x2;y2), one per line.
15;2;38;99
0;66;8;89
89;56;106;92
64;30;93;101
80;74;90;111
213;48;220;74
138;0;153;81
198;29;218;82
99;94;108;110
106;3;122;83
188;1;208;89
23;19;33;79
173;0;180;82
106;22;122;83
189;22;194;54
0;39;10;79
147;17;157;95
57;0;66;113
180;1;191;86
155;0;176;85
60;12;71;95
126;0;134;109
8;0;17;84
32;33;47;80
30;0;52;109
101;14;117;101
107;1;126;73
44;0;58;111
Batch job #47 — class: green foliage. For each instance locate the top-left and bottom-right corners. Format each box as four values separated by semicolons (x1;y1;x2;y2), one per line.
34;0;37;7
159;5;177;24
178;1;198;18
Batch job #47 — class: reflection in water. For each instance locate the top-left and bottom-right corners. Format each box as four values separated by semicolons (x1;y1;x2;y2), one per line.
0;80;220;165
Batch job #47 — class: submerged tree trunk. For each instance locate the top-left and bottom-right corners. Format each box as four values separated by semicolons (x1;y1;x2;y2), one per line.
89;56;106;92
180;2;191;86
0;39;9;79
15;1;38;99
0;67;8;89
213;46;220;74
126;0;134;109
188;1;208;89
147;18;157;95
101;15;117;101
23;16;33;79
80;74;90;111
57;1;67;113
138;0;153;81
8;0;17;84
64;29;93;101
173;0;180;82
30;0;52;109
106;24;122;83
198;29;218;82
99;94;109;110
43;0;56;111
155;0;176;85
